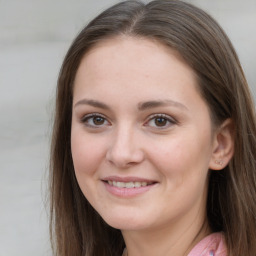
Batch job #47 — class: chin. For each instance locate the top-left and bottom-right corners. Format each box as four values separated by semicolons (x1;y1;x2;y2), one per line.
100;211;151;231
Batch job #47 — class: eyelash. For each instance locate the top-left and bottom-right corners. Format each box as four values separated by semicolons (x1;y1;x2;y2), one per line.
145;114;177;129
81;113;110;128
80;113;177;129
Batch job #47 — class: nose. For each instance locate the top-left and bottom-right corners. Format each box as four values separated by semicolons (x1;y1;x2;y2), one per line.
106;125;145;168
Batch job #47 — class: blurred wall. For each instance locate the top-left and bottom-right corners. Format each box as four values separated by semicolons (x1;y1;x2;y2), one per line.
0;1;255;256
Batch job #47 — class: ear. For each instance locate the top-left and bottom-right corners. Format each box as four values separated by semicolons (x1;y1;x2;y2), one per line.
209;118;234;170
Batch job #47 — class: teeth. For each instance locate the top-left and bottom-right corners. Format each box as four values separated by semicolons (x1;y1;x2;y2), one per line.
108;181;151;188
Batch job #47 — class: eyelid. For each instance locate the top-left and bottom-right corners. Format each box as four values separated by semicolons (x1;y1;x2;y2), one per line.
80;113;111;128
145;113;177;128
81;112;106;121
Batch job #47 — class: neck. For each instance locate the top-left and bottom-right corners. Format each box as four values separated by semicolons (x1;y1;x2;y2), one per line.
121;212;211;256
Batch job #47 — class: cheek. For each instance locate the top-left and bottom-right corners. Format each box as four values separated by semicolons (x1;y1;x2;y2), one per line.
70;129;109;204
150;137;191;167
71;130;106;177
148;132;212;180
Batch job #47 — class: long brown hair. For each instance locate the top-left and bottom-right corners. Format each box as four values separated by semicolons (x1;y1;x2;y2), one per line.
50;1;256;255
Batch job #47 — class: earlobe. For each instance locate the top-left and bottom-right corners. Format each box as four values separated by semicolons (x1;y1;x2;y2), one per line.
209;118;235;170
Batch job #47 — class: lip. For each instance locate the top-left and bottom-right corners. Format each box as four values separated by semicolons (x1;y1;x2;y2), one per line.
102;176;158;198
102;176;157;183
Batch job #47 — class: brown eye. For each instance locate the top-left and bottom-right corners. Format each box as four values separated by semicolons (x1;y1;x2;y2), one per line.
93;116;105;125
81;114;110;128
154;117;168;127
146;114;176;129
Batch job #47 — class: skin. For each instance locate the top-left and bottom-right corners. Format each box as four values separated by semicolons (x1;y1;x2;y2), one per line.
71;36;233;256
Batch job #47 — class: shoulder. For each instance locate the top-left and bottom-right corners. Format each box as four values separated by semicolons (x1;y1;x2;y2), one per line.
188;232;227;256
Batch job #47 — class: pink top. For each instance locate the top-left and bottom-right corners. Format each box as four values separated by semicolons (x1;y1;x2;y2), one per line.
122;232;227;256
188;232;227;256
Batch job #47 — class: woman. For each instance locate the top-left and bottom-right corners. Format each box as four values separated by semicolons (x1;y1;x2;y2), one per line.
49;0;256;255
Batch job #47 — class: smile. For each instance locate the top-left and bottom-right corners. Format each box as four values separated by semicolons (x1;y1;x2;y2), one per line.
107;181;154;188
102;177;158;197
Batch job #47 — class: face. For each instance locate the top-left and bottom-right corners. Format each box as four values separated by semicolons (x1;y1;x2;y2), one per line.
71;37;217;233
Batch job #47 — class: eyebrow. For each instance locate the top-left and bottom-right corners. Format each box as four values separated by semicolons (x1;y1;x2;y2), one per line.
74;98;188;111
74;99;110;109
138;100;188;111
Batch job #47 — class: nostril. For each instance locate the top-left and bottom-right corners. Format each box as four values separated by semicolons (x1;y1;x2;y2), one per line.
106;145;145;168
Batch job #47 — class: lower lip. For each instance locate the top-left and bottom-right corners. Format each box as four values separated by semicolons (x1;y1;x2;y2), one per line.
103;182;157;198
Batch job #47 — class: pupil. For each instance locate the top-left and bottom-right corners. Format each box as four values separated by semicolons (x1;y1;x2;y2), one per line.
155;117;167;126
93;116;104;125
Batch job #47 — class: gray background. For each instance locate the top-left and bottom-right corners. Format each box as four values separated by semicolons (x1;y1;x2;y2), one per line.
0;1;255;255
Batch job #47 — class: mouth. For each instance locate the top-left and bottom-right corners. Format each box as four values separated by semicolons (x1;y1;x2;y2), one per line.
102;176;158;197
106;180;155;188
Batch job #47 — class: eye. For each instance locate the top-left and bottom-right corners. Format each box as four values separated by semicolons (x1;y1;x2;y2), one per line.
145;114;176;129
81;113;110;128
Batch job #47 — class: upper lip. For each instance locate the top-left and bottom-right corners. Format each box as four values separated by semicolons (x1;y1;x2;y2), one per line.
102;176;158;183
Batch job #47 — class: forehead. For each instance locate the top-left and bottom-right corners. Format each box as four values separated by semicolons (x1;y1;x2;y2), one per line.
81;36;189;69
74;36;199;92
73;36;210;116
